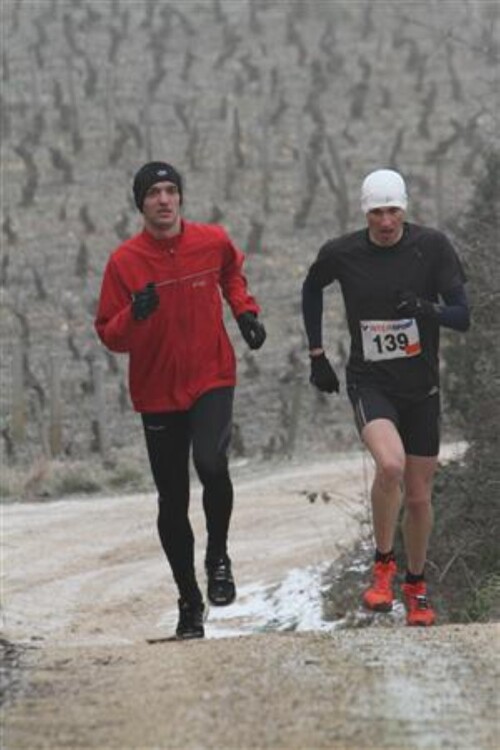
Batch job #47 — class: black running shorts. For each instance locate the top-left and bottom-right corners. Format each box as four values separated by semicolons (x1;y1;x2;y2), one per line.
347;385;441;457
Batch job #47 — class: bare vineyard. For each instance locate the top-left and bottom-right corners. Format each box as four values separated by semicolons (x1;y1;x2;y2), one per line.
1;0;498;497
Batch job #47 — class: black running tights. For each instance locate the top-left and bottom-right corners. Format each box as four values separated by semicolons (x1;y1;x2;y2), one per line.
141;387;234;602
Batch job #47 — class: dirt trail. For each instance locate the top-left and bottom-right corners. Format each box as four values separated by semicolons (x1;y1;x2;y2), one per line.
2;450;499;749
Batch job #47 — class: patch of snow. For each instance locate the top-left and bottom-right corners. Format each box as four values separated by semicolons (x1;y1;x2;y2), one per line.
157;563;344;639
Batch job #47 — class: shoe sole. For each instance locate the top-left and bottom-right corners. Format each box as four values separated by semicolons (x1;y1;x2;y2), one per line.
406;618;436;627
364;604;393;613
362;598;393;613
175;629;205;640
208;591;236;607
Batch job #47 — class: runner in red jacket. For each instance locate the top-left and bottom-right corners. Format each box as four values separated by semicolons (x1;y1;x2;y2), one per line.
95;161;266;639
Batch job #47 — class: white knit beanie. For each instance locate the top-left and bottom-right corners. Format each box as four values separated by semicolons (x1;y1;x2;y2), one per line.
361;169;408;213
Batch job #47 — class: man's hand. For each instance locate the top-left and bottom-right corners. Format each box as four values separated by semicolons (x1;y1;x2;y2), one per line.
132;282;159;321
396;290;438;318
309;352;340;394
237;312;266;350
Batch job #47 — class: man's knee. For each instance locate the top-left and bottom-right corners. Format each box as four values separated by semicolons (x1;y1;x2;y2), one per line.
157;493;190;525
404;457;437;511
193;450;229;484
404;490;433;513
375;455;405;487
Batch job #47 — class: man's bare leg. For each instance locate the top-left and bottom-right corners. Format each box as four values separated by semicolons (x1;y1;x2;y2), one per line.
362;418;405;553
402;455;438;575
359;419;405;610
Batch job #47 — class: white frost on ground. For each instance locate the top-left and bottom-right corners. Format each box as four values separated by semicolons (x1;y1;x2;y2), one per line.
158;562;407;639
157;563;333;638
210;564;334;637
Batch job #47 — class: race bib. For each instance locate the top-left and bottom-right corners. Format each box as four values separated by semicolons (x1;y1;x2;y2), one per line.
360;319;421;361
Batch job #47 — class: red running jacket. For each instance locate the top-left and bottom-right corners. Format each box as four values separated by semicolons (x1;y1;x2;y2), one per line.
95;220;260;412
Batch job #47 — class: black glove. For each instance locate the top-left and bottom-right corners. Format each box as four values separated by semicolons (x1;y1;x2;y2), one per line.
309;353;340;394
237;312;266;350
396;290;438;318
132;282;159;321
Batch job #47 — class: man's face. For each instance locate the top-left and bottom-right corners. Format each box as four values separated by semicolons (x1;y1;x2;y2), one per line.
366;206;405;247
142;181;181;236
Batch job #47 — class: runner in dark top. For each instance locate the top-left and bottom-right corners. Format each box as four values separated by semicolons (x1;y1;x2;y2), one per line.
302;169;470;625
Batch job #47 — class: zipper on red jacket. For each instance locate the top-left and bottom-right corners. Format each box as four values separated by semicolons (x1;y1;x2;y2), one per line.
166;240;189;391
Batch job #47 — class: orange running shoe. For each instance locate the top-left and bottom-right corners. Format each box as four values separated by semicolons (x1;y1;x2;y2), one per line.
402;581;436;626
362;560;397;612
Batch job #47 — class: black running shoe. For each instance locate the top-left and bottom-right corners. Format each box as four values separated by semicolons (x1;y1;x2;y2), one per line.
175;598;205;640
205;555;236;606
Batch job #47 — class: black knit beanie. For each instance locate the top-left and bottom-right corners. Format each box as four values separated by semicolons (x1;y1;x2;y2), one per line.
132;162;183;211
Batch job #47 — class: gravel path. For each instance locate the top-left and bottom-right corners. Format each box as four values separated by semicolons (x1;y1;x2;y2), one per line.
2;452;499;749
